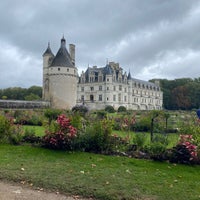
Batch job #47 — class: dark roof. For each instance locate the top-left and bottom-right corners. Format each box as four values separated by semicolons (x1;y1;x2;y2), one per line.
103;64;113;75
51;37;74;68
128;71;132;80
43;43;54;57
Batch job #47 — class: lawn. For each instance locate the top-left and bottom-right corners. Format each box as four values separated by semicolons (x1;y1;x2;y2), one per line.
23;125;179;148
0;144;199;200
23;125;45;137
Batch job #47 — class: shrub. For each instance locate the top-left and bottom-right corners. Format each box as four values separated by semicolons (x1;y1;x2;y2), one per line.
132;133;146;150
78;118;114;153
146;142;167;161
133;116;151;132
95;110;107;119
118;106;127;113
44;109;62;125
144;134;169;161
169;134;198;164
72;105;88;116
0;115;24;144
22;128;41;144
42;114;77;150
0;115;11;142
105;105;115;113
8;124;24;145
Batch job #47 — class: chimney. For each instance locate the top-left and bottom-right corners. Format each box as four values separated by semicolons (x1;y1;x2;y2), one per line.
69;44;75;66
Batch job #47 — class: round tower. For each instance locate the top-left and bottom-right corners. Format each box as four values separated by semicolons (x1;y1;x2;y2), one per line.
47;37;78;109
42;42;54;101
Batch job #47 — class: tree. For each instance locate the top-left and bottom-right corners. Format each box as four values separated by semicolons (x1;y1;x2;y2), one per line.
24;93;41;101
171;86;191;110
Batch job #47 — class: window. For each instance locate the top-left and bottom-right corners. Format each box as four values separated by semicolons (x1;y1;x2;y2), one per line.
90;87;94;91
124;96;127;102
99;95;102;101
107;97;109;101
124;88;127;92
90;95;94;102
107;87;109;90
119;85;122;91
58;68;60;71
81;87;84;92
118;94;121;101
113;86;116;91
99;85;102;91
113;95;116;101
81;95;84;101
107;78;109;82
67;68;69;72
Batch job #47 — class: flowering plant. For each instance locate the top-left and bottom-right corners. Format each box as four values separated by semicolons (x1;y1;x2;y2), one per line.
170;134;198;164
178;134;197;160
42;114;77;150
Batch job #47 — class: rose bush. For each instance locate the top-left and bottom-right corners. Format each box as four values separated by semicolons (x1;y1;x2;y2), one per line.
42;114;77;150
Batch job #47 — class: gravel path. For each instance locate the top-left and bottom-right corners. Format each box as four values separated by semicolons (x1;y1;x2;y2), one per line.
0;181;89;200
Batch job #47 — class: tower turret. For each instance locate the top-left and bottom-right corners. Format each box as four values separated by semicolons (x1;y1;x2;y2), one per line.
42;42;54;100
45;36;78;109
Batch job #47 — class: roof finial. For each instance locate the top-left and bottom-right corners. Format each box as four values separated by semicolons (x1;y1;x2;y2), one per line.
106;58;108;65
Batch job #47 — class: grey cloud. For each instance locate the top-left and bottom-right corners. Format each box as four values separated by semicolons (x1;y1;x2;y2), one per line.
0;0;200;88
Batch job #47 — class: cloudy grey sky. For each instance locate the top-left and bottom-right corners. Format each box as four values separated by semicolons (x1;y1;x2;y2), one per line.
0;0;200;88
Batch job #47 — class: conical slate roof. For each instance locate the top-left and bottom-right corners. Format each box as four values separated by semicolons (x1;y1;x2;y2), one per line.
128;71;132;80
43;42;54;57
51;37;74;68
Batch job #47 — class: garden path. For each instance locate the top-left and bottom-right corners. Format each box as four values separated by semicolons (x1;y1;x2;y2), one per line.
0;181;89;200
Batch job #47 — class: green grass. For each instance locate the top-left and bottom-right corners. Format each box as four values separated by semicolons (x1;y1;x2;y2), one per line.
23;125;45;136
0;144;200;200
23;125;179;148
114;130;179;148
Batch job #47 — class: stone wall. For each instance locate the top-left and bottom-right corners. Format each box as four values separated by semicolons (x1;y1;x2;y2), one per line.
0;100;50;109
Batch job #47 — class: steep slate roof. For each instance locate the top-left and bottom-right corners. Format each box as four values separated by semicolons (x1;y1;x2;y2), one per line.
51;37;74;68
103;64;113;75
127;71;132;80
43;42;54;57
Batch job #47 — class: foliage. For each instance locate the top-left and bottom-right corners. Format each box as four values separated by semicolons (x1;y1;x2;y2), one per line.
105;105;115;113
69;112;85;131
72;104;88;116
8;124;24;145
0;115;23;144
22;127;41;144
132;133;146;150
24;93;41;100
144;134;169;161
117;106;127;112
44;109;62;125
155;78;200;110
0;115;12;142
133;115;151;132
95;110;107;119
0;85;42;100
42;114;77;150
169;135;198;164
78;118;114;153
13;110;43;126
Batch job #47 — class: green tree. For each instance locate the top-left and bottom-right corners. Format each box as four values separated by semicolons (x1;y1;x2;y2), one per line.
25;93;41;101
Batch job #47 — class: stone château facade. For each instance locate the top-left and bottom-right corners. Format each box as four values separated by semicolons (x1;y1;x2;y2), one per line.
43;37;163;110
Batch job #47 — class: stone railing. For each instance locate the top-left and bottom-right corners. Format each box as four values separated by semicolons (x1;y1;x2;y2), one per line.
0;100;50;109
